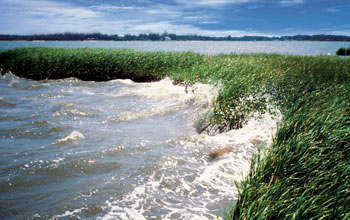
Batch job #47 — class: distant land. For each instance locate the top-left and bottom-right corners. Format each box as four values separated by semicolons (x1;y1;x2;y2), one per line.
1;33;350;42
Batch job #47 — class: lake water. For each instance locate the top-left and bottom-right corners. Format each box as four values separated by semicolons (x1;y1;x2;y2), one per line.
0;40;346;219
0;40;349;55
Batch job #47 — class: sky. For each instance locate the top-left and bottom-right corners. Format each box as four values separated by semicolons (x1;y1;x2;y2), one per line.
0;0;349;36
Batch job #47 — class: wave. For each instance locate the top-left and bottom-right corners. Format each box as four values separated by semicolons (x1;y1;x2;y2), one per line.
23;83;50;90
0;97;16;107
51;103;95;118
54;131;85;145
104;78;217;125
132;78;216;105
100;112;280;219
109;103;185;123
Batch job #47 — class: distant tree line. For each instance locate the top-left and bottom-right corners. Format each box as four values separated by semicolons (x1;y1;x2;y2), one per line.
0;33;349;41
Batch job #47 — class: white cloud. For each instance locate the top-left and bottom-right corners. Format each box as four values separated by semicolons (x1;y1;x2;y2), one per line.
319;25;350;36
0;0;102;30
183;16;206;20
147;8;181;17
2;0;101;19
182;14;219;22
284;27;295;31
326;8;339;13
201;21;220;24
175;0;256;7
280;0;304;6
0;0;309;36
129;21;267;36
0;0;234;35
91;5;142;11
0;0;141;34
328;30;350;36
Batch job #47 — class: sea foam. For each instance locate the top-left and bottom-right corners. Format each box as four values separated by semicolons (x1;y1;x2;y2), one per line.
54;131;85;144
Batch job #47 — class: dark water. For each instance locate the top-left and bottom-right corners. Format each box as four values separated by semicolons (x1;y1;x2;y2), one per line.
0;40;349;55
0;73;278;219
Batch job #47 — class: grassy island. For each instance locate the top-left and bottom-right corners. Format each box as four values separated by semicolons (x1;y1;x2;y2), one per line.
1;48;350;219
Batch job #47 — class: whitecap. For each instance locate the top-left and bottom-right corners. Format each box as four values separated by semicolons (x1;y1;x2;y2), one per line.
54;131;85;144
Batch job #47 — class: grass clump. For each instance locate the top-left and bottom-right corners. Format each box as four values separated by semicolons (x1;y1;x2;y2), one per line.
228;85;350;219
336;48;350;56
1;48;350;219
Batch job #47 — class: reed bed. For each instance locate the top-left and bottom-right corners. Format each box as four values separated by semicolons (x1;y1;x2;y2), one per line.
226;84;350;219
1;48;350;219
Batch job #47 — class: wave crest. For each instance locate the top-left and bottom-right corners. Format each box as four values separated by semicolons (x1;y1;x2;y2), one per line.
54;131;85;144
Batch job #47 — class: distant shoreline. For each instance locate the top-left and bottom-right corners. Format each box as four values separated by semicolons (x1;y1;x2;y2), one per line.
0;40;349;42
1;33;350;42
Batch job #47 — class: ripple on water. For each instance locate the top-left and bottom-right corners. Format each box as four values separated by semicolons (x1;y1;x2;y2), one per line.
48;126;71;133
51;103;96;118
0;97;16;107
0;128;47;139
23;83;50;90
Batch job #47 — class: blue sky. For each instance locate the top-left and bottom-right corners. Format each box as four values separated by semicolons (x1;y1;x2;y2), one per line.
0;0;349;36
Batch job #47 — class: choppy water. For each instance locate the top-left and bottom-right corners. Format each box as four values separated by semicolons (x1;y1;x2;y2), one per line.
0;73;279;219
0;40;349;55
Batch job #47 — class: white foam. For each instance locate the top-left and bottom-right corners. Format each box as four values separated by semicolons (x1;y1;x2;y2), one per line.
54;131;85;144
99;112;280;220
56;77;80;82
52;104;93;117
110;103;185;122
28;76;278;219
106;78;217;124
52;207;88;218
195;112;280;182
114;79;135;85
66;109;93;116
132;78;217;108
133;78;190;99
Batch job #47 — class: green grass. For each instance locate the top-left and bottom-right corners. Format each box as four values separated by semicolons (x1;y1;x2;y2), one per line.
226;85;350;219
1;48;350;219
0;47;206;81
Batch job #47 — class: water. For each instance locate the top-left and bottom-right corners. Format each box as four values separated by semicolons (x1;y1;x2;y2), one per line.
0;40;349;55
0;72;279;219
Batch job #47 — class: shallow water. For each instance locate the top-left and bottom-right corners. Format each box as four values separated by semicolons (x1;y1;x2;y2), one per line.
0;73;279;219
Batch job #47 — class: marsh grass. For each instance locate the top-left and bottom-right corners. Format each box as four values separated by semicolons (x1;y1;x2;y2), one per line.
1;48;350;219
0;47;206;81
226;84;350;219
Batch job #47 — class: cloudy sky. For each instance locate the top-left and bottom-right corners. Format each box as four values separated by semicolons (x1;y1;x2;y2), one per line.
0;0;349;36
